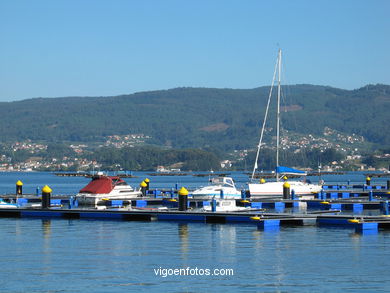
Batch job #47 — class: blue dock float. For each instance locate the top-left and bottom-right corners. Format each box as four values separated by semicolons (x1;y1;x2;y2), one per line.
355;222;378;233
344;203;364;213
256;219;280;231
319;202;342;210
2;205;390;235
317;215;356;227
262;202;285;211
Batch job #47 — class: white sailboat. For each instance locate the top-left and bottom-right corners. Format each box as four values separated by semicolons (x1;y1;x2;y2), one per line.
248;49;322;198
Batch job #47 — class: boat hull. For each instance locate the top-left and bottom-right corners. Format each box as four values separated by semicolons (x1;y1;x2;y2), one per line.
248;181;321;198
76;191;142;205
191;187;242;199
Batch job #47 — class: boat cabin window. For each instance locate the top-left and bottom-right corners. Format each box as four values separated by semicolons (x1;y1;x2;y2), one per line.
224;178;234;187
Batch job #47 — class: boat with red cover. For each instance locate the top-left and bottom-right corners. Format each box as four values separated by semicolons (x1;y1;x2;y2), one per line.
75;173;142;205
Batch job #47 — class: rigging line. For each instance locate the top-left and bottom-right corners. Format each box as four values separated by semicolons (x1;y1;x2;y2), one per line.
280;57;309;168
251;52;279;180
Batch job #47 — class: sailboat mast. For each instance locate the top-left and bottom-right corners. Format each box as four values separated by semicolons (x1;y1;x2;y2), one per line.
276;49;282;180
251;51;279;180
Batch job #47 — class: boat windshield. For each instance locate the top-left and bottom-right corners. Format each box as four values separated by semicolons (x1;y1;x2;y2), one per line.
211;177;235;188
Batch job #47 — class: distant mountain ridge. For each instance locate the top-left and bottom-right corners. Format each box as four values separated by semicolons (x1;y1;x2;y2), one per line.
1;84;389;151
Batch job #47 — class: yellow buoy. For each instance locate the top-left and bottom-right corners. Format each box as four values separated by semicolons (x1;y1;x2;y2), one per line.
348;219;360;223
178;187;189;196
140;181;147;188
283;181;290;188
241;200;250;203
42;185;52;194
250;216;261;221
320;201;329;204
283;176;288;180
260;178;266;184
169;199;177;202
144;178;150;183
16;180;23;186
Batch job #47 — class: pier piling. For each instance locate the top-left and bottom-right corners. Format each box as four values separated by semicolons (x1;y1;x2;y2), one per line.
16;180;23;196
41;185;52;209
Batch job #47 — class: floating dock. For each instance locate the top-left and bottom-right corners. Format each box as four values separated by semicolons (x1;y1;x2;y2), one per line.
2;178;390;234
1;204;390;234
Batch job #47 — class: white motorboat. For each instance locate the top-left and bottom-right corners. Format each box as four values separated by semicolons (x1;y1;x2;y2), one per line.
249;49;322;198
202;198;250;212
0;199;18;209
191;177;242;199
75;173;142;205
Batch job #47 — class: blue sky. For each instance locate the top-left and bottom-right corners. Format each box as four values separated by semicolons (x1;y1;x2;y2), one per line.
1;0;389;101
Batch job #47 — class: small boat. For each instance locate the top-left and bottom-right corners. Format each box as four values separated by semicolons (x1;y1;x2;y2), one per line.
191;177;242;199
202;198;250;212
75;173;142;205
0;199;18;209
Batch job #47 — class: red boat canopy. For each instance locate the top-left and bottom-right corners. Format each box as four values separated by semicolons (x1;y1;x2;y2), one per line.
79;176;125;194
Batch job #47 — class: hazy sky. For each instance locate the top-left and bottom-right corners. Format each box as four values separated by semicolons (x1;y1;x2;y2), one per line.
1;0;389;101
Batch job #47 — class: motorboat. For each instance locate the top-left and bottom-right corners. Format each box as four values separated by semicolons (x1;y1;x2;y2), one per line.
202;198;250;212
249;49;322;197
75;173;142;205
0;199;18;209
191;177;242;199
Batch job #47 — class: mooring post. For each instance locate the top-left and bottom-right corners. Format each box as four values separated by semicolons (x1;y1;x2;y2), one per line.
41;185;52;209
283;182;290;200
144;178;150;191
16;180;23;196
178;187;188;211
140;181;147;197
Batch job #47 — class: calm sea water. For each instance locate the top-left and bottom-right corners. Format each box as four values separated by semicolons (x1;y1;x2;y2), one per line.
1;171;390;292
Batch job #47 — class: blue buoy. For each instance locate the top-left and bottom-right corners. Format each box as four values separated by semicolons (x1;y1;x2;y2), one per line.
382;200;389;215
211;198;217;212
241;190;246;200
220;189;224;199
291;189;296;200
369;190;373;201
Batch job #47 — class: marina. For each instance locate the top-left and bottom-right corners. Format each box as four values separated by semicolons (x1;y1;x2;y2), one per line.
1;171;390;235
2;171;390;292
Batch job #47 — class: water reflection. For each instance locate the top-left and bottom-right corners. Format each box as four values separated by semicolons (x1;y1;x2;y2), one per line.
178;223;189;257
42;219;51;238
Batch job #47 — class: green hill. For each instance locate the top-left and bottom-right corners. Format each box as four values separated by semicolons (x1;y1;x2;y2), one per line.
1;84;389;151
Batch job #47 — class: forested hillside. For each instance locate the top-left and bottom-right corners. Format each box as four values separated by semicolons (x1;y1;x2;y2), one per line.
1;84;389;151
